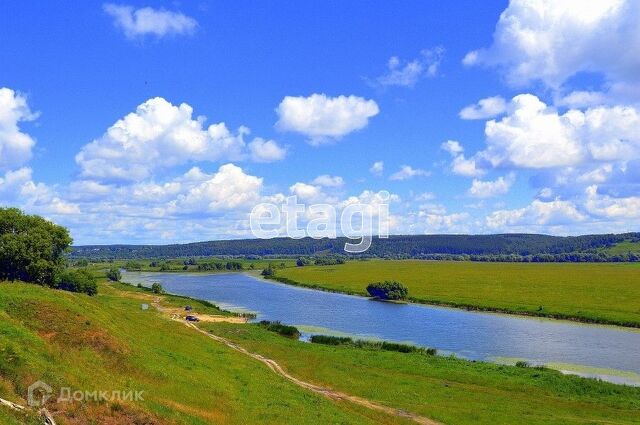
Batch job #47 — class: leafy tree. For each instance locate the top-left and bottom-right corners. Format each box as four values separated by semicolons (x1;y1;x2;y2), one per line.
56;269;98;296
124;261;142;271
106;267;121;282
0;208;72;284
261;264;276;277
151;282;164;294
366;281;408;300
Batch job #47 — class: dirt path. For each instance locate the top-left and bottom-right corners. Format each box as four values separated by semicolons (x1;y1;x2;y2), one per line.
148;297;441;425
184;322;441;425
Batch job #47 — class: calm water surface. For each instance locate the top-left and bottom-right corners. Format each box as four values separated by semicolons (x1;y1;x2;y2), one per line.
123;271;640;385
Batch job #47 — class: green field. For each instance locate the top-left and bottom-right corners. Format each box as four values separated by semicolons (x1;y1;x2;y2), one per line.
277;260;640;326
2;280;639;424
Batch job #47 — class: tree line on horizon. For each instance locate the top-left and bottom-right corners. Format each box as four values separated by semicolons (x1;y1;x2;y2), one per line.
69;232;640;262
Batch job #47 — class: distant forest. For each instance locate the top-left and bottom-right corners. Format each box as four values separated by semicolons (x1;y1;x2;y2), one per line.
70;233;640;262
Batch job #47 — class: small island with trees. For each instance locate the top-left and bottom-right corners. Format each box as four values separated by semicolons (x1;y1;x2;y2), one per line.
366;281;409;301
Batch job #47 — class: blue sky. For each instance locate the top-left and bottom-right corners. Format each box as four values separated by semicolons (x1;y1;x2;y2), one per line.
1;1;639;244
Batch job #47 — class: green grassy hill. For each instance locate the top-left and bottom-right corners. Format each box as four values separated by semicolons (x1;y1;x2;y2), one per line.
600;240;640;255
0;281;398;424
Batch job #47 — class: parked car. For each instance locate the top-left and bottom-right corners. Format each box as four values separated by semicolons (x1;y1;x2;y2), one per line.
185;305;193;311
185;315;199;322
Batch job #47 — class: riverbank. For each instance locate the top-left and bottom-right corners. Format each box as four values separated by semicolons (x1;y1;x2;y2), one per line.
204;320;640;424
274;260;640;328
267;274;640;327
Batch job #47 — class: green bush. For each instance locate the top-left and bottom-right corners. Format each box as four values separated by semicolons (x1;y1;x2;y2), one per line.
313;257;346;266
124;261;142;271
310;334;436;355
151;282;164;294
261;264;277;277
106;267;121;282
366;281;409;300
309;335;353;345
258;321;300;338
56;269;98;296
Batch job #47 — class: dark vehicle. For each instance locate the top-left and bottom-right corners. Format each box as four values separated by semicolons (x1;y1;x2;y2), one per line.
185;305;193;311
185;315;199;322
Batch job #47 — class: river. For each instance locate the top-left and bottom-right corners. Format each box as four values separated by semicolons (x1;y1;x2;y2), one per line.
122;271;640;386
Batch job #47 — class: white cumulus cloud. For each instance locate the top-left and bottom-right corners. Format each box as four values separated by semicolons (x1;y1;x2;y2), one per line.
276;94;379;145
464;0;640;90
468;174;515;198
104;3;197;39
373;47;444;88
486;199;586;230
441;140;485;177
76;97;285;182
459;96;507;120
170;164;263;213
477;94;640;169
311;175;344;187
389;165;430;181
0;88;38;171
248;138;287;163
585;185;640;219
369;161;384;176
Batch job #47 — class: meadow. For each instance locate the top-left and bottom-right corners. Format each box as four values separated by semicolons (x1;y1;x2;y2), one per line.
277;260;640;326
204;321;640;425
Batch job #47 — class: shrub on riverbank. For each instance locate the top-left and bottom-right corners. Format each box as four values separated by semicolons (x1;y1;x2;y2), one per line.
366;281;408;300
261;264;277;277
106;267;121;281
258;321;300;338
310;334;436;355
310;335;353;345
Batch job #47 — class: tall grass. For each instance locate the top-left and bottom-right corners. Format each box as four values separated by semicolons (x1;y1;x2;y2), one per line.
310;334;437;355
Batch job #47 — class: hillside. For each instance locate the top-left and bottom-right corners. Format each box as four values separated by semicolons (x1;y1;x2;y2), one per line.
70;232;640;259
0;281;397;424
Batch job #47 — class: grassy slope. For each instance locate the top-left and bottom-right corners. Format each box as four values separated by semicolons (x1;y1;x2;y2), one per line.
0;281;402;425
205;322;640;425
600;240;640;255
277;260;640;326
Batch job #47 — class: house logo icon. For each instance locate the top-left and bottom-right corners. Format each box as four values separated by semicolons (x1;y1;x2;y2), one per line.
27;380;52;407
